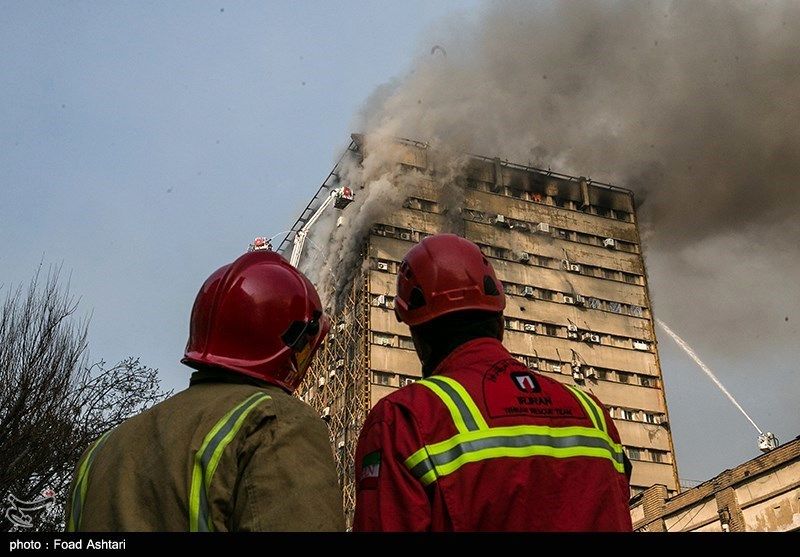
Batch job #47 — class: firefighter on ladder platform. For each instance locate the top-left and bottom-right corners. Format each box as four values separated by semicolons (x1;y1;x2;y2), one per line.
66;242;345;531
353;233;633;531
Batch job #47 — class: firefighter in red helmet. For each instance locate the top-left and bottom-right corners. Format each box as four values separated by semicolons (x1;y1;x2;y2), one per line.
66;247;345;531
353;234;632;531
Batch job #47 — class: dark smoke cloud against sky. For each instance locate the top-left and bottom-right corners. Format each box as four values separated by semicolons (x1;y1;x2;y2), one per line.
354;0;800;351
351;0;799;476
359;1;800;246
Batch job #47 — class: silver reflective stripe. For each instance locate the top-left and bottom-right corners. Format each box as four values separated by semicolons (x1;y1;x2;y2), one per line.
407;432;624;481
436;433;622;469
409;455;436;480
424;376;481;432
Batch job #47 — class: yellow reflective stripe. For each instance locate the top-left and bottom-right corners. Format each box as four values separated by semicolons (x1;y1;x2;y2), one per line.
404;424;625;485
67;430;112;532
405;447;430;470
588;395;608;434
426;424;613;455
418;379;471;434
404;376;624;487
430;376;488;430
418;468;438;486
433;444;624;481
189;392;270;532
404;447;438;485
565;385;605;433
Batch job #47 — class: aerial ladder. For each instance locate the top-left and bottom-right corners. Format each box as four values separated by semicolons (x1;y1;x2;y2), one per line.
289;186;354;267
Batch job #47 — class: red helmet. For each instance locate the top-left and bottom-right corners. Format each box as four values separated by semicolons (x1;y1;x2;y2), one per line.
395;234;506;327
182;250;329;393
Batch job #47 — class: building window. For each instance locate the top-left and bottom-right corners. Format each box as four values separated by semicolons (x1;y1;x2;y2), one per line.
611;336;629;348
608;301;622;313
617;372;632;384
640;376;655;388
372;372;392;386
398;336;415;350
630;305;644;317
644;413;658;424
404;198;422;210
651;451;665;463
624;273;639;284
539;290;554;301
543;324;559;337
603;268;618;280
627;447;641;460
373;333;395;347
596;369;609;381
621;409;635;421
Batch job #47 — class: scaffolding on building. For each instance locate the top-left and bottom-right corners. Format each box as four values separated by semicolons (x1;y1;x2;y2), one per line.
296;268;371;525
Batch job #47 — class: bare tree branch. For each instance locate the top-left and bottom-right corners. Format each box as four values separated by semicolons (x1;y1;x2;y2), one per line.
0;266;171;531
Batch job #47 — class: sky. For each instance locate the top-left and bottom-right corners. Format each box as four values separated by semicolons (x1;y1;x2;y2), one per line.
2;1;797;487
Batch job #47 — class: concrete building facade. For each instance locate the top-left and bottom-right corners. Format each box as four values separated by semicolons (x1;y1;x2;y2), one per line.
283;135;680;523
631;438;800;532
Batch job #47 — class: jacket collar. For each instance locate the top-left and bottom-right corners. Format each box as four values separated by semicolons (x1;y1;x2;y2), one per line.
189;367;272;388
432;337;512;376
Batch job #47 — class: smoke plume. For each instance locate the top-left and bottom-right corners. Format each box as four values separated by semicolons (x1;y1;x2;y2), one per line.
310;0;800;366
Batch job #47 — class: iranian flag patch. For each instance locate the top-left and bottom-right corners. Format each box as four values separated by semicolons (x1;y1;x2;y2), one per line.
359;450;381;490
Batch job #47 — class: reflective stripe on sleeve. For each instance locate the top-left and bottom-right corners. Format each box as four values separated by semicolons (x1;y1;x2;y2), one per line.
189;391;271;532
67;430;113;532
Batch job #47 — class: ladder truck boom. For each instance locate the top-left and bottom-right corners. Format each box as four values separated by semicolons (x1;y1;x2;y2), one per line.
289;186;354;267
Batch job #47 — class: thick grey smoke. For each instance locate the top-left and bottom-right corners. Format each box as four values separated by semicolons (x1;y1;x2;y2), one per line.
341;0;799;364
307;138;473;310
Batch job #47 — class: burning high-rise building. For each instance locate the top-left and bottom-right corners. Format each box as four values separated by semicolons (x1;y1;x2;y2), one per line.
280;134;680;523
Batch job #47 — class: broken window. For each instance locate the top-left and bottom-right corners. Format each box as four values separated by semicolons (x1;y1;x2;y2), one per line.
373;333;395;347
398;336;415;350
624;273;639;284
603;268;618;280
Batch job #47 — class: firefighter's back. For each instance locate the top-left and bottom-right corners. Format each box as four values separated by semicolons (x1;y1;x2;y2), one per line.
67;377;342;532
395;339;632;531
